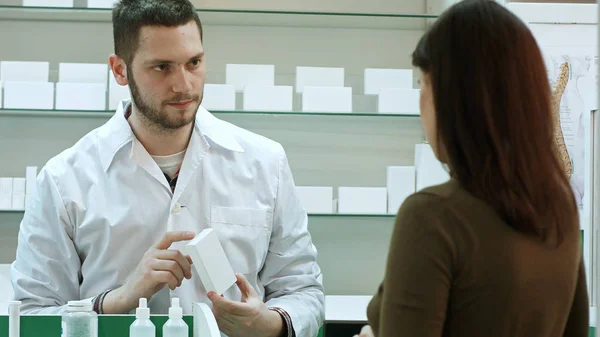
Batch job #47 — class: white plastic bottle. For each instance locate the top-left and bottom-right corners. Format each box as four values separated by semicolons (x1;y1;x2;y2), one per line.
129;298;155;337
163;298;188;337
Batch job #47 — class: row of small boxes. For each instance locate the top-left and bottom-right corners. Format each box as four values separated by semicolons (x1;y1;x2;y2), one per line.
22;0;116;7
0;61;419;114
295;144;449;215
0;167;37;211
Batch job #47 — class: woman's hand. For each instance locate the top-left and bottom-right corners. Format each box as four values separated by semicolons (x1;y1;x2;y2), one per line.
353;325;374;337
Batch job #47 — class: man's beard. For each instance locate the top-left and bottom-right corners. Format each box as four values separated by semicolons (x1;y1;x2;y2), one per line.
128;70;201;132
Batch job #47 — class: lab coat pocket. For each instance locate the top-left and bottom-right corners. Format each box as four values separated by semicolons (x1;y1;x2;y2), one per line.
210;206;272;274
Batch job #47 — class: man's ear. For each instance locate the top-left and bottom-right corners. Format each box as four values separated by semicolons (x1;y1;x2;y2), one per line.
109;54;129;86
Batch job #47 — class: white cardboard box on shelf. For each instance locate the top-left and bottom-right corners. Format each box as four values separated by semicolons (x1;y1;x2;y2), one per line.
296;186;334;214
226;64;275;92
295;66;345;93
302;86;352;113
4;82;54;110
23;0;73;6
338;187;387;214
25;166;37;208
87;0;117;8
201;84;236;111
11;178;25;211
56;82;106;111
378;88;420;115
185;228;236;295
109;72;130;110
0;178;13;210
59;63;109;88
387;166;416;215
364;68;413;95
243;85;293;111
415;143;450;191
0;61;49;83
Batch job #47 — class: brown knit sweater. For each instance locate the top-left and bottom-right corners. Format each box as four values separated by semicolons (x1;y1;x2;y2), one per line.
367;180;588;337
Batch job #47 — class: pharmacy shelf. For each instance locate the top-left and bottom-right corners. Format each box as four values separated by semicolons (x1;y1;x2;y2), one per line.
0;209;394;218
0;109;421;119
0;5;437;29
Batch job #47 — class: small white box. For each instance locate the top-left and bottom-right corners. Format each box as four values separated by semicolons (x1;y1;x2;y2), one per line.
4;82;54;110
0;178;13;210
364;68;413;95
243;85;293;112
23;0;73;6
338;187;387;214
0;61;49;83
185;228;236;295
226;64;275;92
296;186;334;214
378;88;420;115
56;82;106;110
87;0;117;7
109;71;130;110
59;63;108;88
12;179;25;211
302;86;352;113
387;166;416;214
25;166;37;207
12;178;25;195
201;84;236;111
295;66;345;93
415;144;450;191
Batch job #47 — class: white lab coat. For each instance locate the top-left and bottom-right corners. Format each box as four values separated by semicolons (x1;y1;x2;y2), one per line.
11;100;325;337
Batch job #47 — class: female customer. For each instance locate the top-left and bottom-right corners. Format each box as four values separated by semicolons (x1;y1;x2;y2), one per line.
361;1;589;336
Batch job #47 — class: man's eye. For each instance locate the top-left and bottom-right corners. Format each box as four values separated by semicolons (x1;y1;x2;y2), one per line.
154;64;169;72
190;59;201;67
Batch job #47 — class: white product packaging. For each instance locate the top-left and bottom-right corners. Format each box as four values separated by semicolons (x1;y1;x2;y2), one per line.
0;61;49;83
415;143;450;191
23;0;73;6
386;166;416;214
4;82;54;110
108;71;130;110
201;84;236;111
364;68;413;95
243;85;293;111
59;63;109;88
185;228;236;295
295;66;345;93
295;186;334;214
25;166;38;208
56;82;106;110
338;187;387;214
225;64;275;92
302;86;352;113
11;178;25;211
0;178;13;210
378;88;420;115
87;0;117;8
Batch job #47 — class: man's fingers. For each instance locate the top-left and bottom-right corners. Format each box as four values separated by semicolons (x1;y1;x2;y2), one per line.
235;273;257;299
153;231;195;250
153;259;185;285
209;292;254;316
152;270;179;290
155;249;193;279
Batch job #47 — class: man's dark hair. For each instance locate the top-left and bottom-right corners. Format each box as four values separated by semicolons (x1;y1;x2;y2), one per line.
112;0;203;66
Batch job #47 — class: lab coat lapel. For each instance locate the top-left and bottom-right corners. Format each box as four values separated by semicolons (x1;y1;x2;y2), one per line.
130;137;173;195
171;122;208;208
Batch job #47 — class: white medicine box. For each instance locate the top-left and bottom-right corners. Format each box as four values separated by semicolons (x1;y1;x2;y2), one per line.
0;61;49;83
243;85;293;112
378;88;420;115
56;83;106;111
23;0;73;7
201;84;236;111
338;187;387;214
4;82;54;110
226;64;275;92
386;166;416;214
296;186;334;214
415;143;450;191
302;86;352;113
59;63;109;88
364;68;413;95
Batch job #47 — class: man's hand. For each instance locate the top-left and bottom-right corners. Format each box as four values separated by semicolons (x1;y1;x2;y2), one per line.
353;325;374;337
208;274;284;337
103;231;196;314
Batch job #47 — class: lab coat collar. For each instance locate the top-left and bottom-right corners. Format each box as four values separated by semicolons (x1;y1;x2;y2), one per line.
98;100;244;172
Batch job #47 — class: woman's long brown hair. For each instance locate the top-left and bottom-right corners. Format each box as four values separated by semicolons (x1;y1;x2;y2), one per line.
412;0;578;243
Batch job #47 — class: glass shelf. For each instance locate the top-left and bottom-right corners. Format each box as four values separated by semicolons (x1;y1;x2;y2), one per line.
0;5;438;29
0;108;421;119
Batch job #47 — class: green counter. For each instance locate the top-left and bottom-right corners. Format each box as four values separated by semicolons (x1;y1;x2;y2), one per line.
0;315;593;337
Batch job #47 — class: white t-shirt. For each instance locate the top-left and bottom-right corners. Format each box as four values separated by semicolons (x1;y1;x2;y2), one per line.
151;150;186;179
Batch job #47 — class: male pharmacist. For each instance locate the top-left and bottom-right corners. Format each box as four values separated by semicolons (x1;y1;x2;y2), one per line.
11;1;324;336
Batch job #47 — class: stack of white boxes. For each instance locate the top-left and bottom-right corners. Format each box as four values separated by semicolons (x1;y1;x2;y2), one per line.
386;166;416;215
225;64;294;112
1;61;53;110
415;143;450;191
202;84;236;111
295;186;334;214
297;66;352;113
57;63;107;111
364;68;420;115
23;0;73;7
0;167;37;211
